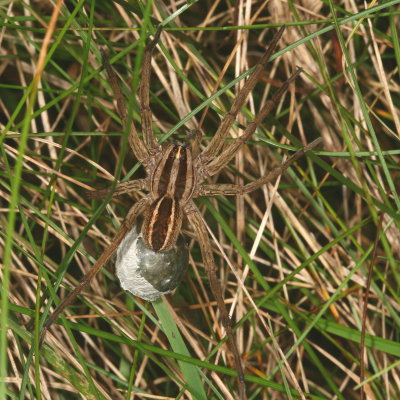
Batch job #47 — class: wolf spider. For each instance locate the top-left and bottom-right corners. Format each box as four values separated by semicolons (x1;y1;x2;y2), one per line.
40;26;320;400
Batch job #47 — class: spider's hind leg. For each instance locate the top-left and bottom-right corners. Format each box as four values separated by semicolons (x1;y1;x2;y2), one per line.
39;197;149;345
185;201;247;400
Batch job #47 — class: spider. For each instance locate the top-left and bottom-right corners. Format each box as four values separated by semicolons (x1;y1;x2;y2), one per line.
39;26;321;400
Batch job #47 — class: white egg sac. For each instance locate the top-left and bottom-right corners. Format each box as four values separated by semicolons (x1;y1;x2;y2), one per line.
116;226;189;301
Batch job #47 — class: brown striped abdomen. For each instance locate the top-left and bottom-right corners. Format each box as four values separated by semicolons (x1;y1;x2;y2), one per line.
142;196;182;252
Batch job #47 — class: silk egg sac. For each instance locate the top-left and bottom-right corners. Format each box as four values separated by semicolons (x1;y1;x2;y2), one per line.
116;225;189;301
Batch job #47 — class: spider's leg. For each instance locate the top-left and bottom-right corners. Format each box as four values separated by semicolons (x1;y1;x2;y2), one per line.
185;201;247;400
39;197;149;345
195;138;321;197
102;52;149;163
198;26;285;164
86;179;147;199
203;68;303;178
140;28;162;151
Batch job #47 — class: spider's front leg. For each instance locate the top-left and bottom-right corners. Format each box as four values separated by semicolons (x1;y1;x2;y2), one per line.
139;27;162;151
104;27;162;164
39;197;149;344
203;68;303;179
185;201;247;400
199;26;286;163
102;52;149;163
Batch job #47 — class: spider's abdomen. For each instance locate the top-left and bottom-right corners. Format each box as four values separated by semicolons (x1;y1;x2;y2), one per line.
150;144;195;203
142;195;183;252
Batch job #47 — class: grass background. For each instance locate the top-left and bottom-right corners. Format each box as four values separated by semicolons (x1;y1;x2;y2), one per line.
1;0;400;399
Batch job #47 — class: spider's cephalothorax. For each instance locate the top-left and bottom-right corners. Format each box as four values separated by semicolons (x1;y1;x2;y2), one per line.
143;144;195;251
40;26;321;400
